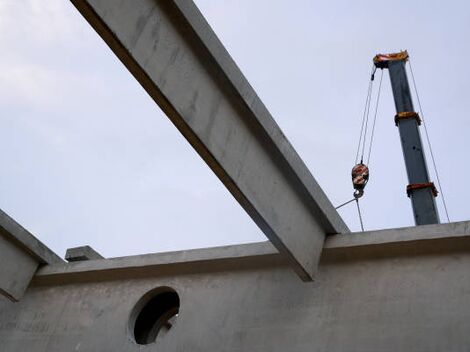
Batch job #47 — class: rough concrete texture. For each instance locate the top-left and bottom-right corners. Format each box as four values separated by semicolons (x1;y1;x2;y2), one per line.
3;0;467;349
0;210;62;301
0;234;38;302
0;209;63;265
1;221;470;351
70;0;348;281
65;246;104;262
32;220;470;281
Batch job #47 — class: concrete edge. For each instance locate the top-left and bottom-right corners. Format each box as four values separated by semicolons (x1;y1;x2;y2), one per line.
36;241;278;278
170;0;348;235
325;220;470;249
34;220;470;282
0;287;17;302
0;209;63;265
69;0;344;281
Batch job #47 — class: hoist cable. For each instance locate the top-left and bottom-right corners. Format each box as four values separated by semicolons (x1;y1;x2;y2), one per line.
359;67;376;163
355;199;364;231
346;64;380;231
335;197;365;231
355;75;372;163
355;64;375;164
366;69;383;165
360;77;374;163
335;197;356;210
408;60;451;223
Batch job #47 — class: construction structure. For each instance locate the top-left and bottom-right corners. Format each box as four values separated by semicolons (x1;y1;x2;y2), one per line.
374;51;440;225
1;1;469;351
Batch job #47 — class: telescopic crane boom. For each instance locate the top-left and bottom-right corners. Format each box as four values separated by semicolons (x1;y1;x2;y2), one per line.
374;51;439;225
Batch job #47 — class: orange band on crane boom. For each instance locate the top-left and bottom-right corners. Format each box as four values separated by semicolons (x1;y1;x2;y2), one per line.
394;111;422;126
406;182;438;197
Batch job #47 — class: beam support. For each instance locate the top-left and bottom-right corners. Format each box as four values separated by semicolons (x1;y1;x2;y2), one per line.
70;0;348;280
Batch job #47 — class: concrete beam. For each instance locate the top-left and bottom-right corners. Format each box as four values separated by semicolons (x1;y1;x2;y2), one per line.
34;220;470;285
70;0;348;280
0;209;62;301
0;234;38;301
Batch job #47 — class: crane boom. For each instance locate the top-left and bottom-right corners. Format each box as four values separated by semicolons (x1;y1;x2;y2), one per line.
374;51;439;225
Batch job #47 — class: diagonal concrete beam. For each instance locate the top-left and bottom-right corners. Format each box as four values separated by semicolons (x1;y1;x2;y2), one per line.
0;209;63;301
71;0;349;280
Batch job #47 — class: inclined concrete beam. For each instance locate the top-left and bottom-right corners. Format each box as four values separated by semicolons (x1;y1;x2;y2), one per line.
0;209;62;301
0;234;38;301
70;0;348;280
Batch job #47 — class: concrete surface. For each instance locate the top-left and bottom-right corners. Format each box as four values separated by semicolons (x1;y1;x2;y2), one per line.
2;0;467;349
0;209;62;301
0;209;63;265
32;220;470;283
0;234;38;302
70;0;349;281
65;246;104;262
1;221;470;351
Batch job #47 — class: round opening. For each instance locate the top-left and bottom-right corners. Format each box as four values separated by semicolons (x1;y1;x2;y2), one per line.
131;288;180;345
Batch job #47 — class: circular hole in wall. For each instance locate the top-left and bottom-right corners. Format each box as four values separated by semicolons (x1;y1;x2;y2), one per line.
131;287;180;345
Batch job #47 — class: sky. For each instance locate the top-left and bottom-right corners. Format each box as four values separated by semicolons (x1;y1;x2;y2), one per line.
0;0;469;259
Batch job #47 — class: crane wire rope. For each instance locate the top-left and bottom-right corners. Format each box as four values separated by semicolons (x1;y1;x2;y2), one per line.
366;69;384;165
355;64;376;164
408;59;451;223
336;197;365;232
338;65;383;231
359;77;374;163
355;198;364;231
335;197;356;210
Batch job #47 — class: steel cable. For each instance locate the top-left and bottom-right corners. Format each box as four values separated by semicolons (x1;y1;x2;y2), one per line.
355;64;375;164
355;199;364;231
366;69;383;165
408;59;451;223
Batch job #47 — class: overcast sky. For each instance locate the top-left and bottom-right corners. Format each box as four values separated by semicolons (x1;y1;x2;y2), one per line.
1;0;469;259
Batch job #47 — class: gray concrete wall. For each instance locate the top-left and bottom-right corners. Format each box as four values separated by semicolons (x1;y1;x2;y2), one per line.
0;234;39;302
1;222;470;351
0;210;62;301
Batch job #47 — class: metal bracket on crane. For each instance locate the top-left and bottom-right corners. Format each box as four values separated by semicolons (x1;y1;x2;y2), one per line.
394;111;422;126
407;182;438;198
373;50;409;69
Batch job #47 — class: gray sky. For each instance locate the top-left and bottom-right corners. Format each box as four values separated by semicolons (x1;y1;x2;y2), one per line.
1;0;469;259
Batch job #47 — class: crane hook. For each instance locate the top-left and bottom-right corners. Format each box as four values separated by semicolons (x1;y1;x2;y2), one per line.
352;163;369;199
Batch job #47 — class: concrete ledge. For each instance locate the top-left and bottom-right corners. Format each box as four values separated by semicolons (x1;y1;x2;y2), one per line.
65;246;104;262
33;241;282;285
325;220;470;249
323;220;470;262
0;209;62;301
34;220;470;285
0;209;63;265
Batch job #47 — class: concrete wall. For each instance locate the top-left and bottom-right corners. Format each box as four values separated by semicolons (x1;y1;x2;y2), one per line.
1;222;470;351
0;234;39;302
0;210;63;301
